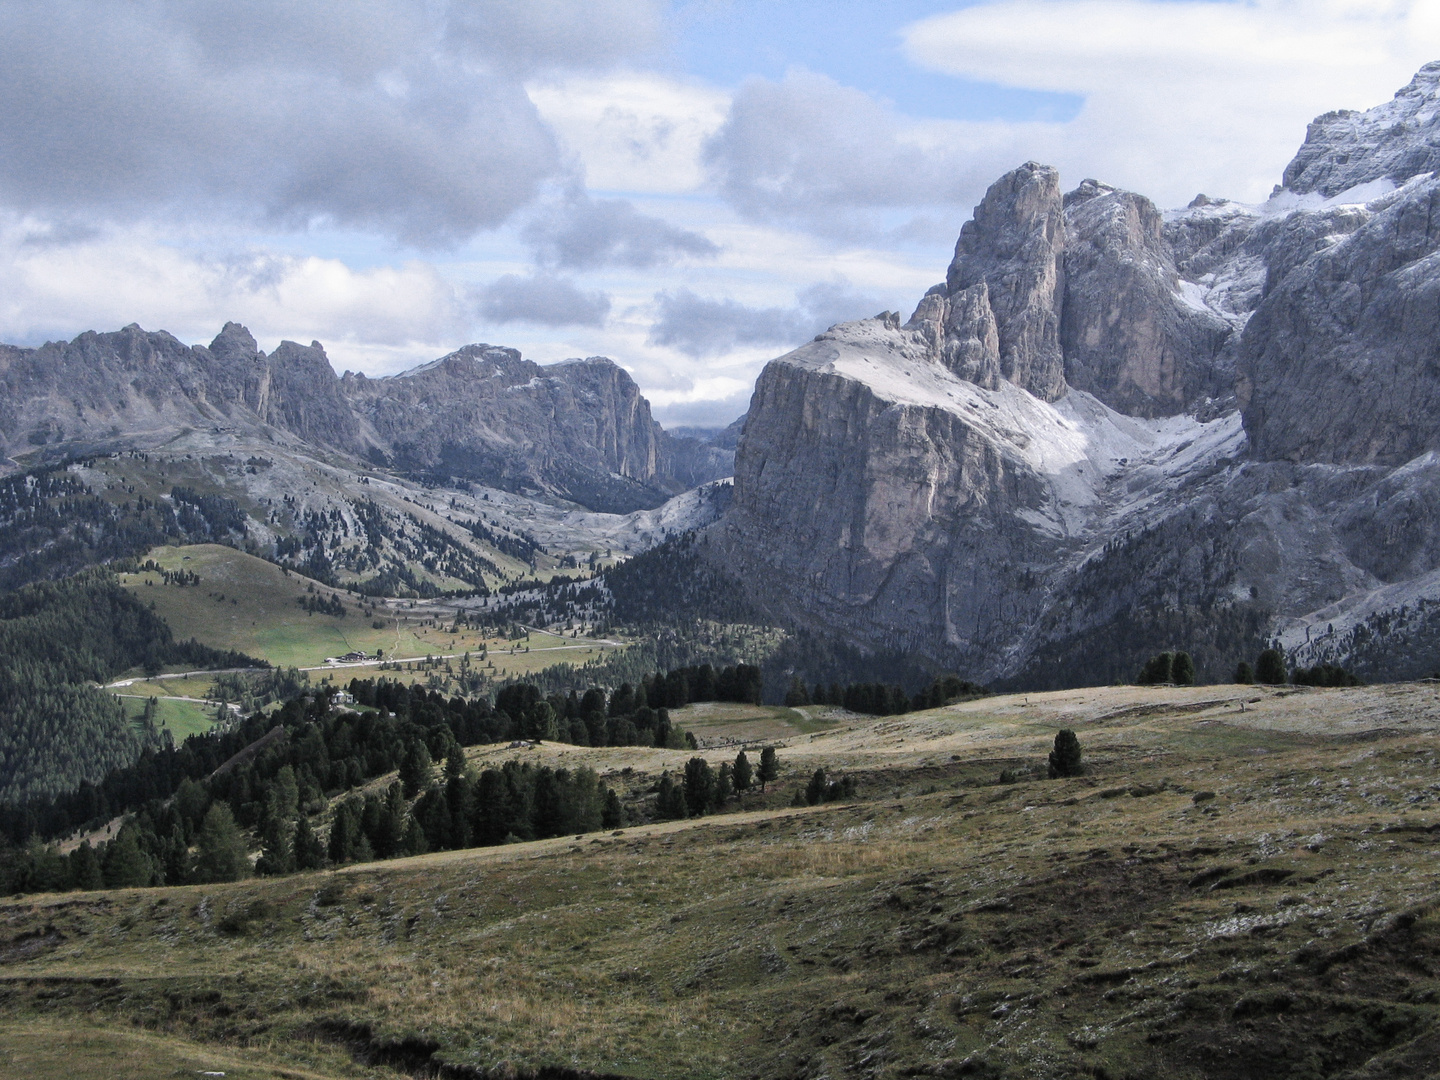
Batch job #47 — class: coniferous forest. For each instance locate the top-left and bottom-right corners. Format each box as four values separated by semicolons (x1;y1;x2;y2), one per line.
0;569;258;802
0;668;811;896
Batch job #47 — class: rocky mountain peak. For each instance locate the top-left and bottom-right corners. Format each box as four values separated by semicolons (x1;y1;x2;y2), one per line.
1283;60;1440;197
716;61;1440;686
944;161;1067;402
207;321;261;363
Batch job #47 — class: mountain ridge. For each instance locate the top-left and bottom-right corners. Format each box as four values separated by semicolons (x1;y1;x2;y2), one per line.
0;322;731;514
710;62;1440;686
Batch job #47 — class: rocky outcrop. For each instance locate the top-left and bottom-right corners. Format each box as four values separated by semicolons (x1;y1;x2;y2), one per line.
1283;61;1440;197
1061;180;1232;416
715;63;1440;685
352;347;680;512
0;325;725;512
945;162;1067;401
1239;178;1440;466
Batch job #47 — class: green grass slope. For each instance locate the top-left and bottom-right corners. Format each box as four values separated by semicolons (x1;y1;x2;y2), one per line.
118;544;625;679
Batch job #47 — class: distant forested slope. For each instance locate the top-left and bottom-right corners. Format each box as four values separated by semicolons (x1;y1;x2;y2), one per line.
0;570;260;802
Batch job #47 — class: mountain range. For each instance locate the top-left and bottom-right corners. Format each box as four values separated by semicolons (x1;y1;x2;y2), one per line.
7;65;1440;687
1;322;733;515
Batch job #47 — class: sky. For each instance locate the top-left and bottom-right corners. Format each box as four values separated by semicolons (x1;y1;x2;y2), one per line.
3;1;1440;427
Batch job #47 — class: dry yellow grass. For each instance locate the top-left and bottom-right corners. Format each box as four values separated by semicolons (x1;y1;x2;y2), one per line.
4;681;1440;1079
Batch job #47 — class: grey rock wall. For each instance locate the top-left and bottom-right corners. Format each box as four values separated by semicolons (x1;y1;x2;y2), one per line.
0;324;724;512
717;62;1440;684
1061;180;1231;416
945;162;1067;401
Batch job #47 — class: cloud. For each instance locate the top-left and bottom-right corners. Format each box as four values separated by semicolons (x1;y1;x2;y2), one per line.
702;68;1046;234
527;73;731;194
902;0;1440;206
476;273;612;327
650;389;754;429
447;0;667;75
649;281;885;357
0;1;666;245
699;4;1440;232
0;217;470;363
524;192;719;270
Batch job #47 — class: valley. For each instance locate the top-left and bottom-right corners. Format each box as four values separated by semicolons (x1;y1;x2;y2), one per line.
2;682;1438;1080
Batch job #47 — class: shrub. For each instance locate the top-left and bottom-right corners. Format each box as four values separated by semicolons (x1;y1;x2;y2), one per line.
1171;652;1196;686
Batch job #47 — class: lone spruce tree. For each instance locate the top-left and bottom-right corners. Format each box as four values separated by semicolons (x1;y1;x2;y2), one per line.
1256;648;1287;685
1048;730;1084;779
757;746;779;793
732;750;753;795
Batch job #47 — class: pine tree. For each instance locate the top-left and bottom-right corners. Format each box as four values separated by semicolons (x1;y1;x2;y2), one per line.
656;773;687;820
732;750;753;795
400;740;433;798
1171;652;1196;686
1048;730;1084;778
1138;652;1174;684
257;795;295;876
1256;649;1287;685
191;802;250;883
444;745;467;783
294;815;325;870
68;840;104;891
601;787;625;829
804;768;827;806
784;677;810;706
102;825;154;888
1234;661;1255;684
714;763;733;811
757;747;779;793
683;757;715;818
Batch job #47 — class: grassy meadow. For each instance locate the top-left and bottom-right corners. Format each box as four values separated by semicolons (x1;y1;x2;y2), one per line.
116;544;624;676
3;682;1439;1079
119;694;220;741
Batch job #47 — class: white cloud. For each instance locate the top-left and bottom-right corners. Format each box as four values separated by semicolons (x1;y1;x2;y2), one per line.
904;0;1440;204
703;69;1055;234
648;281;886;357
0;220;469;366
527;74;731;194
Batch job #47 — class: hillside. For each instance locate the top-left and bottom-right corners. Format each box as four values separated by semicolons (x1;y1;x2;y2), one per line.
117;544;620;673
2;682;1438;1079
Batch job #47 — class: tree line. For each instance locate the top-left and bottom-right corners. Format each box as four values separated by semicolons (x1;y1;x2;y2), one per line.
0;678;799;895
784;674;987;716
1140;647;1360;688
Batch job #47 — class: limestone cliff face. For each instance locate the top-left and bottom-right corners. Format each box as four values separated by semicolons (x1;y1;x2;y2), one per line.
1061;181;1232;416
1239;178;1440;466
945;162;1067;402
717;63;1440;684
0;325;721;513
1283;61;1440;197
351;346;679;512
